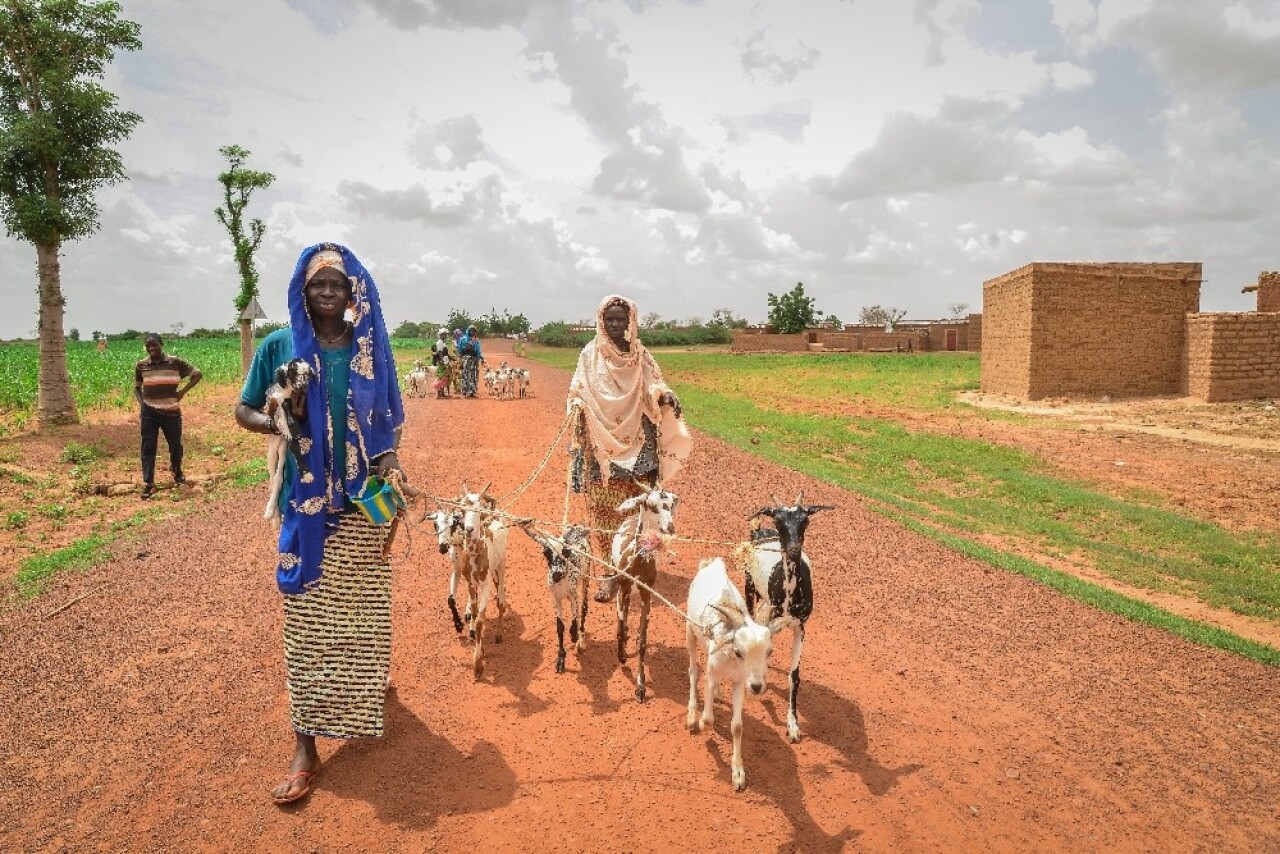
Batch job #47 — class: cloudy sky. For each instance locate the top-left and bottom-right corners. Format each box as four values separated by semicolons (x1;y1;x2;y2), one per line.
4;0;1279;339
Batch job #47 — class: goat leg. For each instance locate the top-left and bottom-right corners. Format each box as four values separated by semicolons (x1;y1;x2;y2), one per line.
634;588;651;702
685;623;701;732
731;681;747;791
787;622;805;743
615;579;630;664
554;615;567;673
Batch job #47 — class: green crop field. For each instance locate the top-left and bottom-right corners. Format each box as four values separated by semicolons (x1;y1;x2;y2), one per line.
0;337;431;430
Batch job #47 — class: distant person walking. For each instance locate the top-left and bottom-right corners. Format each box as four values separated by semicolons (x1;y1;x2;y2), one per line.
134;333;202;498
458;325;484;398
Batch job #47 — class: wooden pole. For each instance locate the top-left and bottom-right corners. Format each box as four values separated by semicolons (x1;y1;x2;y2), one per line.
240;318;253;376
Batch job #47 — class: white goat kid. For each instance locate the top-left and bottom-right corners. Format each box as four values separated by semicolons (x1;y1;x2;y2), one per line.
611;485;679;702
425;508;468;633
456;482;510;678
685;557;778;792
404;358;432;398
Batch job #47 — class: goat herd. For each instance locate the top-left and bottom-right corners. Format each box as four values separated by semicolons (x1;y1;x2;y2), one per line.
420;481;832;792
402;358;532;400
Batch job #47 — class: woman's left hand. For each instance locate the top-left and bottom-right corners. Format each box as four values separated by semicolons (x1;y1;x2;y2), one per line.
659;391;682;418
375;451;406;482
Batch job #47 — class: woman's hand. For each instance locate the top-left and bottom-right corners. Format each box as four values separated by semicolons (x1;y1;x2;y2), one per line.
659;391;682;418
374;451;405;482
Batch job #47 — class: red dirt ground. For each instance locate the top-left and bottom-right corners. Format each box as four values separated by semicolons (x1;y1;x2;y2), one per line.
2;343;1279;852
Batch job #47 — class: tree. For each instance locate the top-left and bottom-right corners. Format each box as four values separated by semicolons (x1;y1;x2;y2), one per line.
66;326;79;341
859;305;907;329
445;309;475;335
214;144;274;374
709;307;749;329
824;313;843;330
640;311;662;329
766;282;820;334
946;301;970;320
0;0;142;425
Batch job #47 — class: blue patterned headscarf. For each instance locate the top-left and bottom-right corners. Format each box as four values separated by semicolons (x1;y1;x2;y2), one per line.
276;242;405;594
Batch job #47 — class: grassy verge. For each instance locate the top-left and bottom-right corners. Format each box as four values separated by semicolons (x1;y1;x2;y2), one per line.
529;347;1280;666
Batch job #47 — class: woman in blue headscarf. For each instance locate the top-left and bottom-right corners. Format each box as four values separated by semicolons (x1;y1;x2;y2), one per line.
235;243;407;805
457;324;484;398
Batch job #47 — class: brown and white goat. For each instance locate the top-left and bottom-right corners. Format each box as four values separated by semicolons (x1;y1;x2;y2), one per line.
520;523;589;673
454;483;509;678
611;486;679;702
686;557;778;791
425;507;468;633
743;492;833;742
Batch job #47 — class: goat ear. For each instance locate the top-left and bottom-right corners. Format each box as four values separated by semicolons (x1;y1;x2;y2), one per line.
758;506;776;519
805;504;836;514
616;495;641;513
767;617;786;636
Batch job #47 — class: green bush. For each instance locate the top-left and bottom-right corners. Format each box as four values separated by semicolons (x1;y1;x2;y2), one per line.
59;441;103;465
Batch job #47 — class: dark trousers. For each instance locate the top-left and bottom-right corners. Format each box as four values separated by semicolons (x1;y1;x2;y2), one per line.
140;406;183;484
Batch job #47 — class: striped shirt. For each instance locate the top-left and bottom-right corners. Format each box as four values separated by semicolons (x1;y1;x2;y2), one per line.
135;354;196;413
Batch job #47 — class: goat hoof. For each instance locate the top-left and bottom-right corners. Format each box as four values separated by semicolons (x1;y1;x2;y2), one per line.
555;656;566;674
788;729;801;744
468;629;476;641
635;685;646;702
494;634;503;644
451;618;463;634
686;716;699;733
732;772;747;792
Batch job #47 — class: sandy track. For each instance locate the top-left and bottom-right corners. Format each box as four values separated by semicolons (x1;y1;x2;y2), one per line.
2;346;1278;852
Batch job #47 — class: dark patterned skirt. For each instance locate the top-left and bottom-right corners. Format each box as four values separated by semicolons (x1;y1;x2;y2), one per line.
461;355;480;397
283;512;392;738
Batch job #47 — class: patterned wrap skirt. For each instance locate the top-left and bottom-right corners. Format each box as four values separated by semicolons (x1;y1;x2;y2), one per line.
571;414;659;559
283;512;392;738
461;354;480;397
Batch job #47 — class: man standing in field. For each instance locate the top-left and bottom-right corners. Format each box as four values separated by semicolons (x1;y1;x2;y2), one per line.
134;333;202;498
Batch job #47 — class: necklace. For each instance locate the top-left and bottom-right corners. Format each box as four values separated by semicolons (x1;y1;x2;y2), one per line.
316;322;351;345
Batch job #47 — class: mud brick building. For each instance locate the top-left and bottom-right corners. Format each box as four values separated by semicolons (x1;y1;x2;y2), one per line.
983;263;1280;402
981;262;1202;399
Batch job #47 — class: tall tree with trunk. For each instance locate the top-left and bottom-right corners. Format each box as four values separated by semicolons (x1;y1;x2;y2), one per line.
0;0;141;425
214;144;275;374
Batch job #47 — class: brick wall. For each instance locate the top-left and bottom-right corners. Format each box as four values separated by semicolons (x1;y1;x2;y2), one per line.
819;332;862;351
980;265;1035;397
927;322;968;351
730;332;809;353
1258;272;1280;313
862;331;929;351
967;313;982;352
1184;313;1280;401
982;262;1201;399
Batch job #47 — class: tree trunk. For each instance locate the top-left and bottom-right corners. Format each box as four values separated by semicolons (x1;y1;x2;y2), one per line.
240;318;253;377
35;241;79;426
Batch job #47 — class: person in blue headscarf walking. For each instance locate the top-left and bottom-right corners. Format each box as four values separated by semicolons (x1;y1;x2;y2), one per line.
458;324;484;398
235;243;407;806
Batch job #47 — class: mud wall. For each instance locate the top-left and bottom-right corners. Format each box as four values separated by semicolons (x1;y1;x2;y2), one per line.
1184;313;1280;401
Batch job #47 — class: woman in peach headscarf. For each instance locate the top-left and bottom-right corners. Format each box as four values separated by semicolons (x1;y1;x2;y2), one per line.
567;295;692;601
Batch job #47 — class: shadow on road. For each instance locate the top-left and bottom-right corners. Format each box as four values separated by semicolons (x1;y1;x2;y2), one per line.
316;692;517;829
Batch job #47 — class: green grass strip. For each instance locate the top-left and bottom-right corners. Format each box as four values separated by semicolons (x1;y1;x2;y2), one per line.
15;534;111;598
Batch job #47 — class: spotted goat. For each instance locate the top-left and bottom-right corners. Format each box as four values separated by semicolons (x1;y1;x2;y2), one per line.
519;522;590;673
610;485;679;702
741;492;833;743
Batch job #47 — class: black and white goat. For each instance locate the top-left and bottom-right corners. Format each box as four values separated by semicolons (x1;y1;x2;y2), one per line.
685;557;779;791
520;523;589;673
742;492;833;743
263;358;314;524
424;507;467;633
611;486;679;702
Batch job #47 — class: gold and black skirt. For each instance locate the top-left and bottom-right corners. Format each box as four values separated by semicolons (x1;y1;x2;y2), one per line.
283;512;392;738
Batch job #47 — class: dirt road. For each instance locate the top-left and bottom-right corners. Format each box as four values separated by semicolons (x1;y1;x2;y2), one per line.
3;347;1278;852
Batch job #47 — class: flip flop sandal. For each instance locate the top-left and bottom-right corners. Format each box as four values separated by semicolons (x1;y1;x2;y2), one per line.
271;768;318;805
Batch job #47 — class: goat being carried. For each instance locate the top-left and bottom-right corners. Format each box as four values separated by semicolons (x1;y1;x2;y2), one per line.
609;485;679;701
263;358;315;524
740;491;833;743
